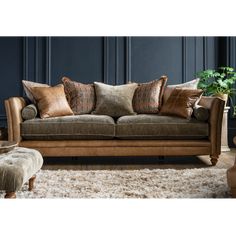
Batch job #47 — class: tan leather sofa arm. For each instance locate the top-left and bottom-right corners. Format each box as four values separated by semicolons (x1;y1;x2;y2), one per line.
4;97;27;142
198;96;225;164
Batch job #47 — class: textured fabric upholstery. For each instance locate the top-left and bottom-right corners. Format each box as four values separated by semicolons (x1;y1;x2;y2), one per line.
21;115;115;140
21;104;38;120
116;114;208;139
132;76;167;114
193;105;209;121
92;82;138;117
0;147;43;192
62;77;95;115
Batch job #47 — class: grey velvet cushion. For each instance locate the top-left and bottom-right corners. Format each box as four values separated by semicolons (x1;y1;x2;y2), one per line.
193;105;209;121
0;147;43;192
116;114;208;139
21;104;38;120
21;115;115;140
92;82;138;117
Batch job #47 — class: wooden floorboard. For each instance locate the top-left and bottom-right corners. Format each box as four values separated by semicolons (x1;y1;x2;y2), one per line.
42;149;236;170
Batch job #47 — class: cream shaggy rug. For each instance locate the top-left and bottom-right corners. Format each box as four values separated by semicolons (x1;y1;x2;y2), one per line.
0;168;231;198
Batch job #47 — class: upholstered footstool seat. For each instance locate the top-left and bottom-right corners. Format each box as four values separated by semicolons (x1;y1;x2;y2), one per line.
0;147;43;198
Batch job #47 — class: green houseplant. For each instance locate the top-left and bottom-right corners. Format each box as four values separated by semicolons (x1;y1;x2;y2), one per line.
196;67;236;115
196;66;236;99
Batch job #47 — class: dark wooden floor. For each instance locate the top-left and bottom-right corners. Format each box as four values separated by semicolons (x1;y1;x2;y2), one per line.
42;149;236;170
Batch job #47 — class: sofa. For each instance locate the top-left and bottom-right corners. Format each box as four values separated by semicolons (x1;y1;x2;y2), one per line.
4;93;225;165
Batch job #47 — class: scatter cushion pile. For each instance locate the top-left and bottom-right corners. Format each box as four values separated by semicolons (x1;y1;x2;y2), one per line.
30;84;74;119
22;80;50;104
92;82;138;117
21;76;204;121
160;88;203;119
62;77;95;115
132;76;167;114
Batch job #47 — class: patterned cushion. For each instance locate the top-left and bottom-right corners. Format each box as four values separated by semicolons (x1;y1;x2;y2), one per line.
92;82;138;118
22;80;50;104
30;84;74;119
132;76;167;114
160;88;203;119
62;77;95;115
163;78;200;104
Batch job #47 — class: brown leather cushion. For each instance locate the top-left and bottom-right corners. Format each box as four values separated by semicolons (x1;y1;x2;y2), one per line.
62;77;95;115
30;84;74;119
160;88;203;119
22;80;50;103
132;76;168;114
163;78;200;104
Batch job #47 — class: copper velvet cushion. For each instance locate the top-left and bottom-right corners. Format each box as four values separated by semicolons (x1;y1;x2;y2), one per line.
93;82;138;118
160;88;203;119
132;76;168;114
62;77;95;115
163;78;200;104
30;84;74;119
22;80;50;103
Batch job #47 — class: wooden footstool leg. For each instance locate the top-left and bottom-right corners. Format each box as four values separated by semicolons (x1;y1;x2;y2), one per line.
28;175;36;191
5;192;16;199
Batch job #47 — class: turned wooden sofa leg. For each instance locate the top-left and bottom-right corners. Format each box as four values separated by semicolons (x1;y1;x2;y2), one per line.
210;155;219;166
4;192;16;199
28;175;36;191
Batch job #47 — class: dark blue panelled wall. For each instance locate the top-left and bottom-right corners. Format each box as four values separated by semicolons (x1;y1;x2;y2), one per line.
0;37;236;146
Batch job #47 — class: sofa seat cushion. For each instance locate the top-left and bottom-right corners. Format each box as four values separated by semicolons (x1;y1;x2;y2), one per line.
116;114;208;139
21;115;115;140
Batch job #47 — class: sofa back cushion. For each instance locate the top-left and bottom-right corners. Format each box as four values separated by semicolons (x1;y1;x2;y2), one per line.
132;76;167;114
30;84;74;119
92;82;138;118
22;80;50;103
160;88;203;119
62;77;95;115
163;78;200;104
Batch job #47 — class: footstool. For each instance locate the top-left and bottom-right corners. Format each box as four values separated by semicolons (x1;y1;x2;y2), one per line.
0;147;43;198
227;136;236;198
